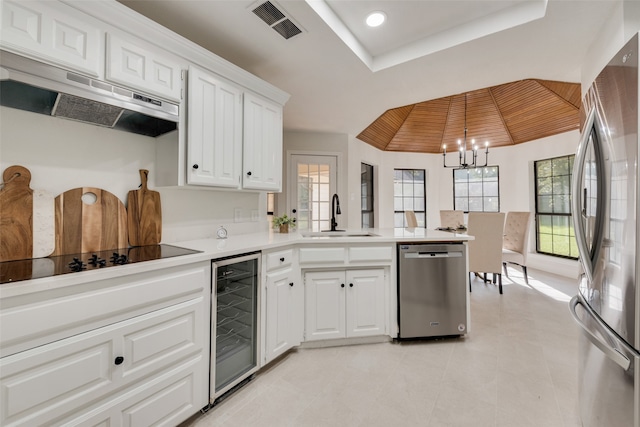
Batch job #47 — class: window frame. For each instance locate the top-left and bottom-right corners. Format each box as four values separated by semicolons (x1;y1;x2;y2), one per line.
452;166;500;213
393;168;426;228
534;154;578;260
361;163;374;228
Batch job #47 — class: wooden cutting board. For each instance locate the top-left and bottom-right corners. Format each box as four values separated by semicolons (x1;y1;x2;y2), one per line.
127;169;162;246
0;165;54;261
53;187;128;255
0;166;33;261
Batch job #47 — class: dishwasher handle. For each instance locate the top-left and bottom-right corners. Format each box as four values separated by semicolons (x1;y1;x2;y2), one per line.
404;251;462;259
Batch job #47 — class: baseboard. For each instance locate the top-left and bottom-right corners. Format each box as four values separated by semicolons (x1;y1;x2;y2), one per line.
300;335;391;349
526;253;579;278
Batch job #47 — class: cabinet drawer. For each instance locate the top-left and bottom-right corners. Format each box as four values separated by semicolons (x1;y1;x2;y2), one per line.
56;355;205;427
299;247;346;265
348;246;393;263
0;298;205;427
0;262;208;357
265;249;294;271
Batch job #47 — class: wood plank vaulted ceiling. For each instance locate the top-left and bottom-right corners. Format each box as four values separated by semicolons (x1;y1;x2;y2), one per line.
357;79;581;153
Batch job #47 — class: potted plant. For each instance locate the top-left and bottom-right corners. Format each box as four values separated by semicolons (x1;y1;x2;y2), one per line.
272;214;296;233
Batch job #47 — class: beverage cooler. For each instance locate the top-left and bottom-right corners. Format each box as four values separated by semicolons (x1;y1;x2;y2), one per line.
210;252;260;403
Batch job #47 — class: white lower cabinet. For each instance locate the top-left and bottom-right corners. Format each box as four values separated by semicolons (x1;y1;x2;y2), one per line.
263;248;303;365
0;298;206;426
0;262;210;427
304;269;386;342
264;267;303;363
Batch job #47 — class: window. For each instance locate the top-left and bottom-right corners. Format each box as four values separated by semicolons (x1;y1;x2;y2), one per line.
266;192;275;215
361;163;374;228
534;155;578;259
289;154;337;232
453;166;499;212
394;169;425;228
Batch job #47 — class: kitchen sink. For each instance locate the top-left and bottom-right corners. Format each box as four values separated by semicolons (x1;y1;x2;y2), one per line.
301;231;380;238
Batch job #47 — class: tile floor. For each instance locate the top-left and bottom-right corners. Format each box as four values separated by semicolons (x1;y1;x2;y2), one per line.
182;266;580;427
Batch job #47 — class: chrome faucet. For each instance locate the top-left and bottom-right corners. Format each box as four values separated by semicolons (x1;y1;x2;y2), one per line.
330;193;341;231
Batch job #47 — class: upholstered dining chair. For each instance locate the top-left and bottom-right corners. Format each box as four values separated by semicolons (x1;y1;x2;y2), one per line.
502;211;533;285
405;210;418;227
467;212;506;294
440;210;464;229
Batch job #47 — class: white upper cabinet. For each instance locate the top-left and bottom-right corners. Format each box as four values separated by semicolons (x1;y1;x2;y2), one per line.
242;92;283;191
0;0;101;76
106;33;182;102
187;65;242;188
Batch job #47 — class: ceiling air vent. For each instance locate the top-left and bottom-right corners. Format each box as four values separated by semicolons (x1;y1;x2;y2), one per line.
251;1;304;40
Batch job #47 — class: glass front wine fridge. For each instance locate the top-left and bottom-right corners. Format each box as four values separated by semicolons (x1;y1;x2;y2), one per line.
210;252;260;403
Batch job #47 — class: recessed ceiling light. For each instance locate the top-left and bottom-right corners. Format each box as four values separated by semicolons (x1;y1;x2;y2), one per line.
366;11;385;27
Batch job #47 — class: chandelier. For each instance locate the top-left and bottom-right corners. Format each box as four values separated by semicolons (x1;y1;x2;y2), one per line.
443;93;489;169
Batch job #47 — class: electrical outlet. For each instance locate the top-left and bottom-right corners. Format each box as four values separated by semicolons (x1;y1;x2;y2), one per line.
251;210;259;222
234;208;242;222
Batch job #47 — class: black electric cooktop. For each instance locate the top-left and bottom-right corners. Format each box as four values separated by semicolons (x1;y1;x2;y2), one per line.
0;244;201;285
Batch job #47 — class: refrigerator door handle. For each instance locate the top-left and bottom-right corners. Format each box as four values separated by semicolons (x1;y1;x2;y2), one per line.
571;106;606;284
569;295;631;371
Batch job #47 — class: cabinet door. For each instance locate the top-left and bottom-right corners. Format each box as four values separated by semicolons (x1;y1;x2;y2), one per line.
106;34;182;102
242;92;283;191
1;0;101;76
0;298;205;426
187;66;242;188
346;269;386;337
304;271;345;341
53;354;204;427
265;267;302;363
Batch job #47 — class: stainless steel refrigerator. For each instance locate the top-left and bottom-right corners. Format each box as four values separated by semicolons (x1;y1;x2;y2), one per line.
569;33;640;427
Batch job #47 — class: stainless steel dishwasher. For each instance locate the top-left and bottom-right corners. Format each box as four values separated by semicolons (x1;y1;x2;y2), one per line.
398;243;468;338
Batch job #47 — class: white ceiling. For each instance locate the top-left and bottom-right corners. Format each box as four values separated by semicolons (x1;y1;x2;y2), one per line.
117;0;618;138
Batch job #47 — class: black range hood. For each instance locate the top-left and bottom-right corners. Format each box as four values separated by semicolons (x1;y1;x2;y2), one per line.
0;50;179;137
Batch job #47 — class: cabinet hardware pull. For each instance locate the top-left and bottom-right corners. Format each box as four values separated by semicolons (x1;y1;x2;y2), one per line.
289;282;294;287
292;209;297;213
349;283;353;287
114;356;124;365
247;171;252;176
341;283;345;288
280;257;285;262
192;164;199;169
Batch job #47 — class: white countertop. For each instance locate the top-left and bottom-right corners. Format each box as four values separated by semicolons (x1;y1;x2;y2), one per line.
0;228;472;297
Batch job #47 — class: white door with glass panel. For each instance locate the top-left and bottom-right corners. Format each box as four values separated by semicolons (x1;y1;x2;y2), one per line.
289;155;337;232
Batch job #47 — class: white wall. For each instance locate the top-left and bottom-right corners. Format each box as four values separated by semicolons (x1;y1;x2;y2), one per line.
0;107;266;244
347;130;579;228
